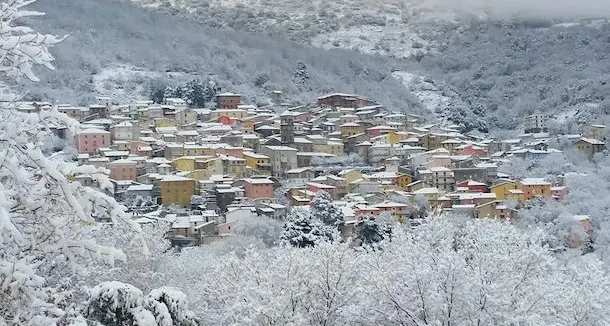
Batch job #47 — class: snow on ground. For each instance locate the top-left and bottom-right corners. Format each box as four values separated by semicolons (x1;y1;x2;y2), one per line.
554;107;580;123
311;25;432;59
392;71;451;122
92;65;192;103
129;0;444;59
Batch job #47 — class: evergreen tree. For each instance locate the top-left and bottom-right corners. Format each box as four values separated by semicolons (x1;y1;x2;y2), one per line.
150;78;219;107
149;80;167;104
293;61;310;90
184;79;206;108
310;191;344;226
281;208;333;248
354;213;393;248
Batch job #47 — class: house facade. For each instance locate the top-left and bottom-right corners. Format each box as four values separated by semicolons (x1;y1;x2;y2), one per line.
77;129;111;154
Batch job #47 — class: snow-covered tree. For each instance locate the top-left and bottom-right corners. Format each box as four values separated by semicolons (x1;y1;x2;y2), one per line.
354;213;393;248
310;190;343;226
85;281;200;326
292;61;310;90
280;208;334;248
0;2;143;324
183;78;218;108
153;78;219;108
231;214;283;248
144;216;610;326
360;217;610;325
0;0;64;84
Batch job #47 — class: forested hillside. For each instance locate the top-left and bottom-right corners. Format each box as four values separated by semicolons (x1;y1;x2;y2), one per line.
420;19;610;130
132;0;610;132
22;0;420;112
21;0;610;132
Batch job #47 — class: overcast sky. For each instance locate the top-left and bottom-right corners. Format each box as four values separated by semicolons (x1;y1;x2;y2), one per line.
426;0;610;19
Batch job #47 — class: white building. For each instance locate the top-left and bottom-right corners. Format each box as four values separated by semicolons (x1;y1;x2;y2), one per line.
112;121;139;141
524;111;548;133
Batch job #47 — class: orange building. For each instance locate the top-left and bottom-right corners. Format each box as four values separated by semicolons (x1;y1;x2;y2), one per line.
518;178;551;201
107;159;137;181
243;178;274;199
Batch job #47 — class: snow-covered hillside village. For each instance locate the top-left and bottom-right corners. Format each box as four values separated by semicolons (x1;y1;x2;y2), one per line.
7;0;610;325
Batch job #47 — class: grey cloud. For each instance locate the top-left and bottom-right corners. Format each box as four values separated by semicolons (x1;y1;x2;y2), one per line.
426;0;610;19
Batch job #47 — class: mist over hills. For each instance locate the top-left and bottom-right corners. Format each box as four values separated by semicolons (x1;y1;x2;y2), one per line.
428;0;610;20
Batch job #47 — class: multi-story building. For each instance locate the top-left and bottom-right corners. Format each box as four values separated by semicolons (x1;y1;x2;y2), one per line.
221;155;246;178
429;166;455;192
574;138;605;158
243;152;272;175
293;137;314;152
582;124;607;142
160;175;197;207
261;145;298;177
317;93;376;108
280;111;295;146
112;121;139;141
77;128;111;154
108;159;138;181
243;178;274;199
524;111;548;134
518;178;551;201
490;180;519;200
216;93;241;110
340;123;363;140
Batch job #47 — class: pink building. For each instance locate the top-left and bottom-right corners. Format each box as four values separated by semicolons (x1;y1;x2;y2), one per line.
77;128;110;154
353;204;381;217
243;178;274;199
456;180;488;193
366;125;396;137
107;159;137;181
306;182;337;197
456;144;487;157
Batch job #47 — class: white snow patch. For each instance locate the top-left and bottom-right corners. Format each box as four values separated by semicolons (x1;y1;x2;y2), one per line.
392;71;452;122
92;65;192;103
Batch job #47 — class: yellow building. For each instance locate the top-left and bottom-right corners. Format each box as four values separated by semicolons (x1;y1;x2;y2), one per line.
490;180;519;200
314;141;344;156
172;156;209;172
506;189;525;203
211;109;247;120
386;131;401;145
340;169;363;185
327;141;345;155
241;119;255;132
340;123;363;140
160;175;197;207
155;117;176;128
183;144;226;157
420;133;452;150
183;159;224;180
243;152;272;175
396;174;413;189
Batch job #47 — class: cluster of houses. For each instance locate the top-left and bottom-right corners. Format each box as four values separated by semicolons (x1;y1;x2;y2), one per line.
26;92;606;246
